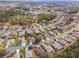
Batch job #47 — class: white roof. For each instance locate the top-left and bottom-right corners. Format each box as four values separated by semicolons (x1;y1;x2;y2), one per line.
64;37;73;42
52;42;63;50
48;31;54;35
26;29;33;34
25;48;32;58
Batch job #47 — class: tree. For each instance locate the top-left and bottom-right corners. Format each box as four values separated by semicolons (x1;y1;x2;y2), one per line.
37;14;56;22
0;49;7;57
55;41;79;58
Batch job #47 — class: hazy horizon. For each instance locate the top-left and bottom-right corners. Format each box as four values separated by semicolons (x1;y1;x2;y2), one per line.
0;0;79;2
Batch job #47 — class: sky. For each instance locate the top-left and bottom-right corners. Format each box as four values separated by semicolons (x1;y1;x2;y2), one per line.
1;0;79;1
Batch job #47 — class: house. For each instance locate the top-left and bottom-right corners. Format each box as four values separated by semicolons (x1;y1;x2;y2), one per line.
75;32;79;35
45;25;52;31
57;40;68;46
35;24;43;28
28;37;35;45
1;31;11;37
74;32;79;36
48;37;56;43
35;24;46;32
0;38;4;45
64;37;73;43
57;26;68;32
39;27;46;32
67;35;77;40
18;37;26;46
35;46;44;56
41;23;46;29
46;37;50;40
18;30;25;37
32;26;41;34
42;44;54;53
25;28;34;35
73;33;79;38
42;33;50;38
48;31;54;36
52;42;63;50
11;31;17;36
25;48;32;58
35;35;44;41
48;24;55;29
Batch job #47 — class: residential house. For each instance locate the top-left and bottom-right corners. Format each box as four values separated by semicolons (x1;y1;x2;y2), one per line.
25;48;32;58
48;24;55;29
35;24;46;32
48;31;54;36
1;31;11;37
42;33;50;38
64;37;73;43
67;35;77;40
28;37;35;45
18;30;25;37
42;44;54;53
45;25;52;31
35;35;44;41
25;28;34;35
57;40;68;46
11;31;17;36
18;37;26;46
72;33;79;39
35;46;44;56
32;26;41;34
52;42;63;50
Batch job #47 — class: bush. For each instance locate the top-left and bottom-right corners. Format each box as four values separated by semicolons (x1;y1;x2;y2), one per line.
39;52;48;58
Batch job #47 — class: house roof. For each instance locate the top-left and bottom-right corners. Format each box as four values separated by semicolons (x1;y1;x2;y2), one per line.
68;35;77;40
52;42;63;50
64;37;73;43
26;29;34;34
0;38;4;45
1;31;11;37
58;40;68;45
28;37;35;43
42;33;50;38
42;44;54;53
35;47;43;56
25;48;32;58
18;37;26;44
35;35;44;40
18;31;25;36
48;31;54;35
